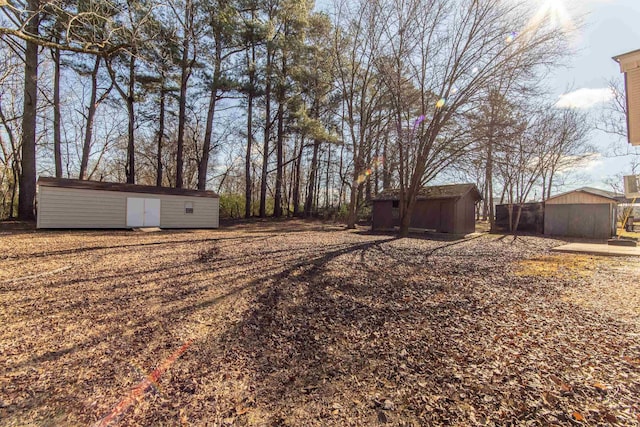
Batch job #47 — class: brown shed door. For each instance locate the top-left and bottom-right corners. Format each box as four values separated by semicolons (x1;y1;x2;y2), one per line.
410;200;441;230
439;201;454;233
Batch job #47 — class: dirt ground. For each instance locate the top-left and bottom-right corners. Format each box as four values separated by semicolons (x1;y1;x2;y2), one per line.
1;220;639;426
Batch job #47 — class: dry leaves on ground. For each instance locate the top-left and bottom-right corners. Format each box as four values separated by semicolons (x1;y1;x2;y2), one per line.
0;221;638;426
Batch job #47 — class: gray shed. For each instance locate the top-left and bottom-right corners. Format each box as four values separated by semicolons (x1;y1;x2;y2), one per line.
544;187;618;239
37;177;219;229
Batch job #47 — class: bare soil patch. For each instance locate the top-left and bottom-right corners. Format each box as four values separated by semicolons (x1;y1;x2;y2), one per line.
1;222;638;426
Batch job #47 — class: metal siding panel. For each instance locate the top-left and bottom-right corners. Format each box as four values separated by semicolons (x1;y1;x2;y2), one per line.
38;187;126;228
545;205;569;236
37;186;219;229
545;204;612;238
159;195;219;228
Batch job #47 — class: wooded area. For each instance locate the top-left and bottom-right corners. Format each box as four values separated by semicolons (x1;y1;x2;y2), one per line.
1;0;595;233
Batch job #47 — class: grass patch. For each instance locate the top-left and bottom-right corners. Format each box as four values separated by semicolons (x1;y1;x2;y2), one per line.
515;254;596;279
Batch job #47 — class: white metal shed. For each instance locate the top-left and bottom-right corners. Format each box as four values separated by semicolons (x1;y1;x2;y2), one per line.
37;177;220;229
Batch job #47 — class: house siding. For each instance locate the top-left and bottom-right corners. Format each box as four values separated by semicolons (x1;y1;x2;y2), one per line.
37;186;219;229
628;68;640;145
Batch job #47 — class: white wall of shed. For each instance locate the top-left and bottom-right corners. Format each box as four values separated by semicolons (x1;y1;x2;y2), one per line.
37;186;219;229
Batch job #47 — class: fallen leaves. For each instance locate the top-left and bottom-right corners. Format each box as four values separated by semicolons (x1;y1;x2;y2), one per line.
573;411;585;422
0;223;638;426
592;381;608;391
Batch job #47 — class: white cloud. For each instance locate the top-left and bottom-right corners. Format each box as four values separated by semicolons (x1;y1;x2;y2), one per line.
555;88;614;109
557;152;602;173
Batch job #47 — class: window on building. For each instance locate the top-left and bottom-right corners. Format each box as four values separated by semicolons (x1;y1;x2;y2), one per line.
391;200;400;219
185;201;194;214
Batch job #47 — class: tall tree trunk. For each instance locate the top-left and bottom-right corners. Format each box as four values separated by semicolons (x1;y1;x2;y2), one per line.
346;129;362;229
244;39;256;218
245;90;254;217
304;139;320;217
325;146;331;209
286;147;294;216
482;179;488;220
156;85;166;186
18;0;40;221
274;104;284;217
315;161;321;214
365;145;372;203
10;161;19;218
373;137;379;196
199;86;217;190
292;134;303;216
346;178;358;228
337;145;345;210
399;175;421;237
259;49;272;218
52;47;62;178
125;56;136;184
546;170;554;201
79;56;101;180
382;134;390;189
199;34;222;191
274;52;287;218
176;7;191;189
485;92;498;230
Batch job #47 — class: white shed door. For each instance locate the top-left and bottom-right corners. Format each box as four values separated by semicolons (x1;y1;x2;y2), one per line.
143;198;161;227
127;198;145;227
127;198;161;227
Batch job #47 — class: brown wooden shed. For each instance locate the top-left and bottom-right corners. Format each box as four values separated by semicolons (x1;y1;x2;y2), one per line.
544;187;618;239
372;183;481;234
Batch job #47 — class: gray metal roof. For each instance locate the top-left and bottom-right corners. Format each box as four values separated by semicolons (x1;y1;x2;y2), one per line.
374;183;482;201
38;177;219;198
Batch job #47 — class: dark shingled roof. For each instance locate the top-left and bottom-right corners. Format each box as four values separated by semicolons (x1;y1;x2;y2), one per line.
547;187;620;203
37;177;219;198
374;183;482;201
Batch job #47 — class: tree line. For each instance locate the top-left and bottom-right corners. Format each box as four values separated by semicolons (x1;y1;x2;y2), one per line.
1;0;593;234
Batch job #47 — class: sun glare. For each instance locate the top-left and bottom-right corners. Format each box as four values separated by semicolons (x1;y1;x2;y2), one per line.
524;0;576;35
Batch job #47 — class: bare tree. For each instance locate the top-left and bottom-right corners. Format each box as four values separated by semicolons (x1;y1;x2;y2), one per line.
0;44;23;218
495;112;549;231
332;0;386;228
371;0;567;236
598;78;640;180
539;108;593;201
1;0;129;217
